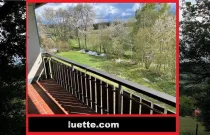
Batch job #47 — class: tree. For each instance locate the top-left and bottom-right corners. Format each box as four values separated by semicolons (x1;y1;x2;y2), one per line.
180;95;195;116
100;28;112;55
54;8;70;41
43;7;72;42
103;19;130;59
134;27;154;69
132;3;170;35
98;19;107;53
70;4;83;48
42;7;57;38
0;1;26;135
180;0;210;131
36;14;42;24
81;4;95;50
152;14;175;76
132;3;172;70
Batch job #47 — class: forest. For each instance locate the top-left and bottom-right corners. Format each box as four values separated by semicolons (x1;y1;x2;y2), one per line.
0;1;26;135
37;3;176;98
180;0;210;135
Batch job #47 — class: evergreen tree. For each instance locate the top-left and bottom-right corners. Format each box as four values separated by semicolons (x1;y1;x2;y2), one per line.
180;0;210;131
0;1;26;135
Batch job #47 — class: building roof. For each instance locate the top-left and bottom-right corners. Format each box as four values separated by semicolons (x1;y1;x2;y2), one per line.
27;3;45;9
35;3;46;9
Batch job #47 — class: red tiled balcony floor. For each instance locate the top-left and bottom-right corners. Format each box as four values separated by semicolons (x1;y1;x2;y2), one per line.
28;84;54;114
28;79;96;114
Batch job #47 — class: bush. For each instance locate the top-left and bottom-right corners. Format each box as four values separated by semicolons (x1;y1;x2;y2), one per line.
180;96;194;116
56;40;71;52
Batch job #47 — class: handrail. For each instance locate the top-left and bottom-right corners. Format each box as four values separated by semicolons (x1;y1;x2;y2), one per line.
42;52;176;107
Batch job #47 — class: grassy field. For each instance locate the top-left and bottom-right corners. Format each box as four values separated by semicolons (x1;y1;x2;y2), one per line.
57;51;175;96
180;117;210;135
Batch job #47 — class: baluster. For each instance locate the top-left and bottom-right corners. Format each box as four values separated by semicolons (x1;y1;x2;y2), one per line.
117;84;123;114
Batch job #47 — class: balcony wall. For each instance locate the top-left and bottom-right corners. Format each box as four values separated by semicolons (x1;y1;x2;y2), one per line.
28;4;44;84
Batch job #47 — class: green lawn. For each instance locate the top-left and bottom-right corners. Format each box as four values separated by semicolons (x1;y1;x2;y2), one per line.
180;117;210;135
57;51;175;96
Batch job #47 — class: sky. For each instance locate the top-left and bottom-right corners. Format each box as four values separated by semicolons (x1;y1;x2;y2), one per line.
35;3;176;23
179;0;201;21
184;0;196;4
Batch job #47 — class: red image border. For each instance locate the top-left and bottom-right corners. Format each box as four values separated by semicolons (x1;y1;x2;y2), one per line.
26;0;179;134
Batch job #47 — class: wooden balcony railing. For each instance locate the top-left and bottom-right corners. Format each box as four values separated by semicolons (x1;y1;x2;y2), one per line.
42;52;176;114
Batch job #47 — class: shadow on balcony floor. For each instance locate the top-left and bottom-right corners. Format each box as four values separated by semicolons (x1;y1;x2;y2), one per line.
28;83;62;114
28;97;39;114
28;79;96;114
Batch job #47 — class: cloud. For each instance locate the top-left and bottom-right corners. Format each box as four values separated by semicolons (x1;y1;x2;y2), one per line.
126;3;141;12
121;12;132;17
92;4;120;18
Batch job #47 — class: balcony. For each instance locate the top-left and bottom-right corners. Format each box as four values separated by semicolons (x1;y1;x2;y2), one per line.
28;52;175;115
